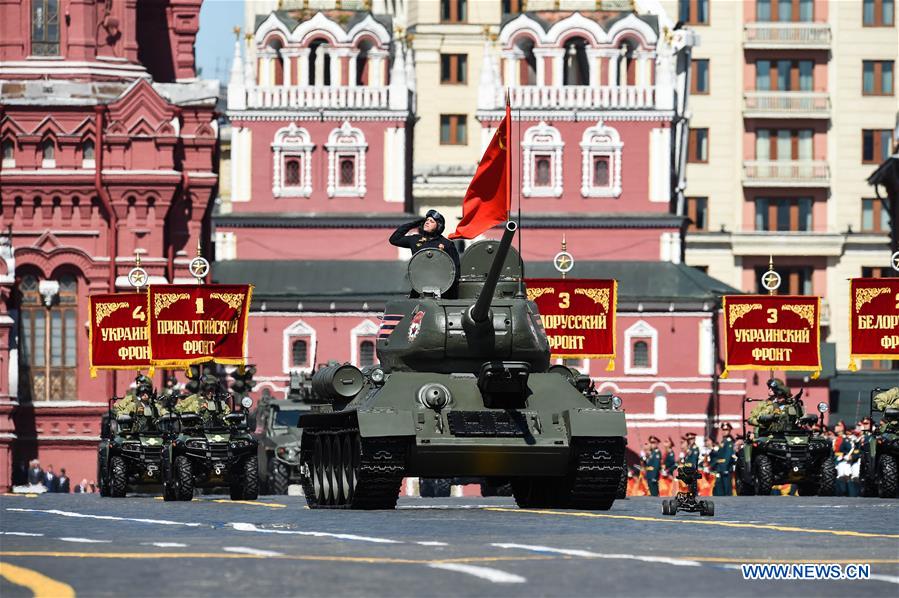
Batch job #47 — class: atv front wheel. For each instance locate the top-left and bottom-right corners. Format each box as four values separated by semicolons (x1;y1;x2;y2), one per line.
270;460;290;495
753;454;774;496
817;457;836;496
735;458;755;496
174;455;194;501
231;455;259;501
109;456;127;498
877;454;898;498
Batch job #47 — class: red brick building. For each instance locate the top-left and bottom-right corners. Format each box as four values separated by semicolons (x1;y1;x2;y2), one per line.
0;0;217;490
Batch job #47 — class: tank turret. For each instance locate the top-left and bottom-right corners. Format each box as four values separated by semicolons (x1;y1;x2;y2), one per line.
377;221;550;376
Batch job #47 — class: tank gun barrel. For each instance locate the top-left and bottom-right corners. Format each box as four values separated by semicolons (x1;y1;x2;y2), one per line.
469;221;517;323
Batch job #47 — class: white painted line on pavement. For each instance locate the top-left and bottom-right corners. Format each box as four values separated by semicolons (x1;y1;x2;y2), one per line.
7;508;204;527
223;546;285;557
492;543;701;568
141;542;188;548
59;537;112;543
428;563;526;584
0;532;44;537
416;541;449;546
869;575;899;585
229;522;401;544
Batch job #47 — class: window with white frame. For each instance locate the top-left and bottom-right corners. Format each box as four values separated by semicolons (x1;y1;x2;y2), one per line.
350;320;379;367
272;123;313;198
522;121;563;197
282;319;316;373
327;121;367;197
580;120;623;198
1;139;14;167
624;320;657;375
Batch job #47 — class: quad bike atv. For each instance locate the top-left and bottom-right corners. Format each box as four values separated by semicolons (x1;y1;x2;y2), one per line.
97;396;171;498
735;391;834;496
861;387;899;498
162;393;258;501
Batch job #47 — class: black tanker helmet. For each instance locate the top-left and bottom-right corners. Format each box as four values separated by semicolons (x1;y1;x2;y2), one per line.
200;374;219;393
423;209;446;236
135;375;153;398
766;377;790;399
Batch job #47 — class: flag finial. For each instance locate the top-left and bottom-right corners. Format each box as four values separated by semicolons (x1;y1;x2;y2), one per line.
505;88;510;107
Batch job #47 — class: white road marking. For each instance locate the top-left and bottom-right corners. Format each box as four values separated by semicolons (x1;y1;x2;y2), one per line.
228;522;401;544
141;542;188;548
7;508;204;527
869;574;899;585
492;543;701;568
415;541;449;546
428;563;526;584
0;532;44;537
58;537;112;543
223;546;285;557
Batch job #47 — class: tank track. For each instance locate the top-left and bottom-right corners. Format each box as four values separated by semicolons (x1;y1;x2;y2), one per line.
512;437;624;510
301;423;408;510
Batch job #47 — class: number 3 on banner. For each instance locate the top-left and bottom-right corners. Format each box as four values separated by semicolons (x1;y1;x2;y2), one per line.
132;305;145;321
559;292;570;309
196;298;204;315
767;308;777;324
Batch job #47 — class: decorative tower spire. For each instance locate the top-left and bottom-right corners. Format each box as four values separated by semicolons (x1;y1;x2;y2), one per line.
388;38;408;110
227;27;247;111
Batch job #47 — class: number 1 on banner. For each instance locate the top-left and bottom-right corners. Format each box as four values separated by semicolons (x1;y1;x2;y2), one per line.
196;298;204;315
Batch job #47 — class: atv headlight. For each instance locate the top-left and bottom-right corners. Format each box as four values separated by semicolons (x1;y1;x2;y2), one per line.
612;396;623;410
230;439;251;449
186;439;207;449
369;367;386;384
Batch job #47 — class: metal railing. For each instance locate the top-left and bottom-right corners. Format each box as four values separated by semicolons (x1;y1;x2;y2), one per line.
743;91;830;117
499;85;656;110
245;86;391;109
743;22;832;48
743;160;830;186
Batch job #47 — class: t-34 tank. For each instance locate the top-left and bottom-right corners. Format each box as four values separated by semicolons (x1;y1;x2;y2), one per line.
298;221;627;509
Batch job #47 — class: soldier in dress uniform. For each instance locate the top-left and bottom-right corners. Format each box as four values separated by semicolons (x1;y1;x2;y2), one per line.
642;436;662;496
681;433;700;469
714;422;735;496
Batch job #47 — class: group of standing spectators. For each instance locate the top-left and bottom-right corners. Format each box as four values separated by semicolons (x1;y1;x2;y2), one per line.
15;459;94;493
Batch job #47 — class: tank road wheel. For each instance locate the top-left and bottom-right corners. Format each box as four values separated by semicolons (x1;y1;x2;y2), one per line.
817;457;836;497
174;455;194;501
270;460;290;496
330;434;346;505
877;454;898;498
109;456;127;498
312;435;326;504
753;455;774;496
735;457;755;496
321;435;335;505
342;434;359;503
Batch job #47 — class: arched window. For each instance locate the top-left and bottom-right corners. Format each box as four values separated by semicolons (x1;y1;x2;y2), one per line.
267;39;285;86
356;40;373;86
271;123;313;197
309;39;332;86
580;120;623;198
291;339;308;367
1;139;14;167
31;0;60;56
81;139;95;168
41;139;56;168
562;38;589;86
327;121;367;197
512;37;537;86
522;121;563;197
359;341;375;367
284;158;301;185
617;41;638;87
18;272;79;402
632;341;649;367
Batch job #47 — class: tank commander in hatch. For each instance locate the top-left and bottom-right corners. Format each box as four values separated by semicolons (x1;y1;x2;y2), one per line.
390;209;461;278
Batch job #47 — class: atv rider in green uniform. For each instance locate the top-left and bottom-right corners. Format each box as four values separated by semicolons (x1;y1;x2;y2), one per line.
175;374;230;423
874;387;899;432
113;375;167;431
748;378;799;435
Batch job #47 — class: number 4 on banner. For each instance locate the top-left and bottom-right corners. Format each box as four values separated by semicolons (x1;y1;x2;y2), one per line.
133;305;145;321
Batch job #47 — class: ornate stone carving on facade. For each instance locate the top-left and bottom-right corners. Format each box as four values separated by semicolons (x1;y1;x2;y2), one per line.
326;121;367;198
522;121;564;198
272;123;314;198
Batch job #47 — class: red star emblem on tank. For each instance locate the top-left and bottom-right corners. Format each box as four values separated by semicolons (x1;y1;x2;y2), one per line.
408;309;425;343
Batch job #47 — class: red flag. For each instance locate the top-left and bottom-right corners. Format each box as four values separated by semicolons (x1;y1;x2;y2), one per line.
449;102;511;239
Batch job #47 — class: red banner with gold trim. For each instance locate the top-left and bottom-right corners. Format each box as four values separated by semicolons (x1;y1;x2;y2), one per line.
147;284;252;369
849;277;899;370
524;278;617;367
88;292;150;377
722;295;821;378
